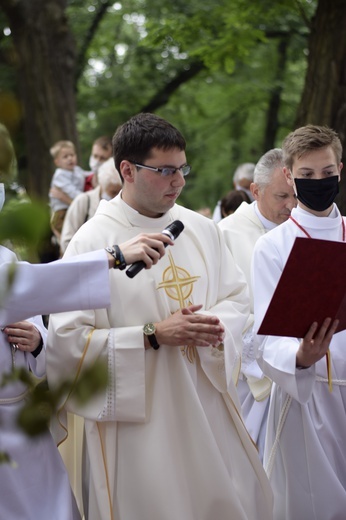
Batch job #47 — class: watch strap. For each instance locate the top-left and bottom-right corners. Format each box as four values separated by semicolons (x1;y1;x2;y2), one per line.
143;323;160;350
147;333;160;350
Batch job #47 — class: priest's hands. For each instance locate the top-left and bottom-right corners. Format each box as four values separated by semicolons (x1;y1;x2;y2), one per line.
154;304;225;348
296;317;339;368
106;232;174;269
3;321;42;353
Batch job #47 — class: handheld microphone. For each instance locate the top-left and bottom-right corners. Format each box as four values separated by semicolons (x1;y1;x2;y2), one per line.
125;220;184;279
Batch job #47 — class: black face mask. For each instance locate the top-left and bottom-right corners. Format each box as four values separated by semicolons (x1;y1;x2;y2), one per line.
294;176;339;212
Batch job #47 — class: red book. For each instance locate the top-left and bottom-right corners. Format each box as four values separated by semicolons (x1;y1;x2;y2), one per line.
257;237;346;337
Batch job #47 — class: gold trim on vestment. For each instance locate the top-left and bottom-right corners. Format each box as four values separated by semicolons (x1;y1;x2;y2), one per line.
97;422;114;520
56;328;95;447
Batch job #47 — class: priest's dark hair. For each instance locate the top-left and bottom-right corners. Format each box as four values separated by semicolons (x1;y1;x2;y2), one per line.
112;113;186;180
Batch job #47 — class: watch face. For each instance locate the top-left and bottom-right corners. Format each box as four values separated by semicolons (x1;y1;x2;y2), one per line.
144;323;156;335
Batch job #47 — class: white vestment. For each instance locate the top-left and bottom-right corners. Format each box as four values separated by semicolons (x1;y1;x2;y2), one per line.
219;201;271;458
253;204;346;520
47;194;273;520
0;246;92;520
60;186;102;253
0;249;111;326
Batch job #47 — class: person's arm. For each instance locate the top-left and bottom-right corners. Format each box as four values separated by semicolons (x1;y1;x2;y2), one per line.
51;170;84;200
0;233;173;326
252;235;323;403
295;318;339;368
49;186;73;205
145;222;250;393
146;303;224;350
111;232;173;269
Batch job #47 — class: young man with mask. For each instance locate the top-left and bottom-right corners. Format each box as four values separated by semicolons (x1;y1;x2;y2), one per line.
252;125;345;520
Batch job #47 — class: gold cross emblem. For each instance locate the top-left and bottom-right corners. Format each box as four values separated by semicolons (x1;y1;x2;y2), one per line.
157;251;200;362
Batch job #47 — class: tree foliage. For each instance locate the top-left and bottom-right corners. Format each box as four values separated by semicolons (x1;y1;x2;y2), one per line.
2;0;346;214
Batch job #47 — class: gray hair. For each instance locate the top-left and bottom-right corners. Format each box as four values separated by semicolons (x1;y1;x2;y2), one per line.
233;162;255;184
253;148;283;189
97;157;122;189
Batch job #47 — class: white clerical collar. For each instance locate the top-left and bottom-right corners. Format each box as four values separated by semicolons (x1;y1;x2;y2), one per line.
291;203;341;231
295;204;339;219
253;201;277;231
118;192;173;229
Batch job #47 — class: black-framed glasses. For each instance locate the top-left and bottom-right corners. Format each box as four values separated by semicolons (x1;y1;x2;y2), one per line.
132;162;191;177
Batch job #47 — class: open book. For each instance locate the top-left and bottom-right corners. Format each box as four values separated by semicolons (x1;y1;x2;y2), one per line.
257;237;346;338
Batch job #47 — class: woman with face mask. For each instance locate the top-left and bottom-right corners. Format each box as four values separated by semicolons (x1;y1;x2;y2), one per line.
252;124;346;520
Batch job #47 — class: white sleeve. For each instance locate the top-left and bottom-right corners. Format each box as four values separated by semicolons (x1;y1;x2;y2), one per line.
60;194;89;253
25;315;47;378
252;237;315;403
0;250;111;326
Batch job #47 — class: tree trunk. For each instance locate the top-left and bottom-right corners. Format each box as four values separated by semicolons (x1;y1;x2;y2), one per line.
295;0;346;214
0;0;78;200
263;36;289;153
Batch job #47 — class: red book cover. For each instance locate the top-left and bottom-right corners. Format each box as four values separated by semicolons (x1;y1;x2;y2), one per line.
257;237;346;338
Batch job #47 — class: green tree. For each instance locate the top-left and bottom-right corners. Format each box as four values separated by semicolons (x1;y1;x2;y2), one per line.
3;0;344;214
0;0;79;199
295;0;346;214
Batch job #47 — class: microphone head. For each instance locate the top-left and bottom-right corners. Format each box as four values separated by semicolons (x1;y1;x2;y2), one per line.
162;220;184;240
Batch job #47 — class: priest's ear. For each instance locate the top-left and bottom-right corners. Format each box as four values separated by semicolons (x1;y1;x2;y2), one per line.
250;182;260;200
283;167;294;186
120;160;135;184
337;162;343;180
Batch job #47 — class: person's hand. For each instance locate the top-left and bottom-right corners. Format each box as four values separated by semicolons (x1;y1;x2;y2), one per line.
153;304;225;349
296;317;339;368
2;321;42;353
119;232;174;268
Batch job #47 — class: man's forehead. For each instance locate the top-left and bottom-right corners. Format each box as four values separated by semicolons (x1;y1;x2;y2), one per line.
292;146;338;168
148;146;186;159
92;143;112;158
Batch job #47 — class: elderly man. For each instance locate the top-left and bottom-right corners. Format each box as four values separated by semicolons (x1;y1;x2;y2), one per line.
212;162;255;222
219;148;296;458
